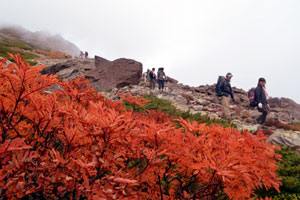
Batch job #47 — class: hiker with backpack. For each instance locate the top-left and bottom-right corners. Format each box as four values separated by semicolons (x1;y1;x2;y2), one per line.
215;72;235;120
252;78;270;125
157;67;167;93
149;68;156;90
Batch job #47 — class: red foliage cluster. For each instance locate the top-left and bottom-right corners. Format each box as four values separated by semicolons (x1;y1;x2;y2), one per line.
0;54;281;199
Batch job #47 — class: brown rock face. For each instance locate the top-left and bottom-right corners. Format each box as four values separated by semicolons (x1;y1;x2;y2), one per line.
167;77;179;84
40;59;95;78
85;56;142;91
269;97;300;121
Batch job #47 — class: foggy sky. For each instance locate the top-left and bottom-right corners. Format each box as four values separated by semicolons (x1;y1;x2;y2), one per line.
1;0;300;103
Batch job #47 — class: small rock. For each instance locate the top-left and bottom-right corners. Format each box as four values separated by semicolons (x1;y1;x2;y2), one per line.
175;95;188;105
193;105;204;111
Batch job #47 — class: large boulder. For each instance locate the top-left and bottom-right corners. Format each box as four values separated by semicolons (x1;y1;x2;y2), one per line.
85;56;142;91
40;59;95;79
267;130;300;147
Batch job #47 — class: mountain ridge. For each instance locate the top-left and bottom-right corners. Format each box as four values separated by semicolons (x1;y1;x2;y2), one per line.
0;25;81;62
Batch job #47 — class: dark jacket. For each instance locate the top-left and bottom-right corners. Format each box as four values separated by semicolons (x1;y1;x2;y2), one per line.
217;78;234;99
149;71;156;81
254;85;268;105
255;85;269;112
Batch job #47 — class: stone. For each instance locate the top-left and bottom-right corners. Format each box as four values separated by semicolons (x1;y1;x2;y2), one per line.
41;59;94;76
196;98;209;105
193;105;204;111
269;97;300;121
57;67;81;79
175;95;188;105
85;56;142;91
267;130;300;147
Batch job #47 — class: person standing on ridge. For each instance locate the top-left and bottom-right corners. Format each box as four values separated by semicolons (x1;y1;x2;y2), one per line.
255;78;270;125
157;67;167;93
149;68;156;90
85;51;88;59
79;51;84;59
215;72;235;120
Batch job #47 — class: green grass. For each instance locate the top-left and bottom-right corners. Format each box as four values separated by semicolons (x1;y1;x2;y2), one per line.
0;34;40;63
123;95;236;128
0;36;34;51
26;60;38;66
0;43;39;62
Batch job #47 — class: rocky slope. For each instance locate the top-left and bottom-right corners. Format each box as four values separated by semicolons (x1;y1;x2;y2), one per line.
36;56;300;151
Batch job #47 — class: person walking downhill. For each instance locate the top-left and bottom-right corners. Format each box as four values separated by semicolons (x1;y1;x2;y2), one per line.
255;78;270;125
157;68;167;93
215;72;235;120
149;68;156;90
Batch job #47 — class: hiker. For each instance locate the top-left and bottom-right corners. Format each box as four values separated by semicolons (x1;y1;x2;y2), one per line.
215;72;235;120
79;51;84;59
85;51;88;59
149;68;156;90
255;78;270;125
143;69;150;82
157;67;167;93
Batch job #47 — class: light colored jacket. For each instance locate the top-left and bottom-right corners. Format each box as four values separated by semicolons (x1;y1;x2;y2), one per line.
157;71;166;80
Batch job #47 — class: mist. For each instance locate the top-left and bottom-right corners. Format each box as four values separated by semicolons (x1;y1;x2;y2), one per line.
0;25;80;56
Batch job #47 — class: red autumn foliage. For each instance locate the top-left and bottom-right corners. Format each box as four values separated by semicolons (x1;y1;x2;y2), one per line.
0;54;281;199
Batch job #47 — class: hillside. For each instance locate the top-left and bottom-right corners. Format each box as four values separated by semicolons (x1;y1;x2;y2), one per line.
34;55;300;152
1;26;299;147
0;25;81;64
1;35;300;198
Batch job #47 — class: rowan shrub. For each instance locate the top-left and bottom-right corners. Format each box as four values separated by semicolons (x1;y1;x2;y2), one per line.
0;54;281;199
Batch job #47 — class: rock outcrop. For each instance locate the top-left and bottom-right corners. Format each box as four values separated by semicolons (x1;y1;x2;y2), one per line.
269;97;300;122
40;55;143;91
85;56;142;91
40;59;95;79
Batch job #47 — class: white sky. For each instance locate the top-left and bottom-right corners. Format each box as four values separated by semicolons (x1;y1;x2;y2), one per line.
1;0;300;103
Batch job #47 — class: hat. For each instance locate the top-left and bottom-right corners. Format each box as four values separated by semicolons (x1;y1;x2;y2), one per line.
258;77;266;82
226;72;233;77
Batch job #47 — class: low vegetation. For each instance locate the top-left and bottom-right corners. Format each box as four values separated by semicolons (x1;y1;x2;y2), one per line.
123;94;236;128
0;37;39;62
255;146;300;199
0;55;280;199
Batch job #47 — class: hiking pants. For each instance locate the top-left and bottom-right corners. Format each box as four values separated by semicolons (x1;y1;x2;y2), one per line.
158;80;164;90
221;96;231;119
150;79;156;90
257;109;268;124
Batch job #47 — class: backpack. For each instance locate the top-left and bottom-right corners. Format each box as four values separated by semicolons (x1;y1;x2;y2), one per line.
248;88;258;107
215;76;225;95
